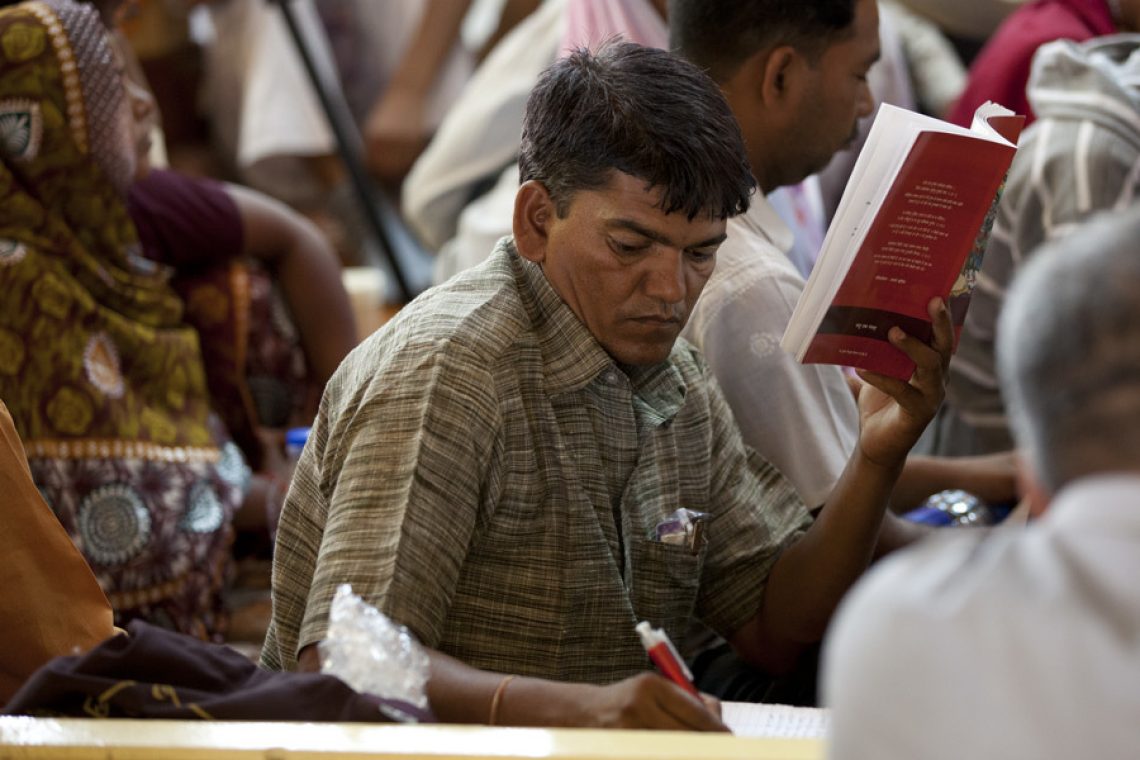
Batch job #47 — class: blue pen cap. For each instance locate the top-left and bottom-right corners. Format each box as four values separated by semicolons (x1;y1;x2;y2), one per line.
285;426;311;460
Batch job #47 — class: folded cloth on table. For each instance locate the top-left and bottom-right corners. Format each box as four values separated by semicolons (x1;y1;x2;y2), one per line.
3;620;433;723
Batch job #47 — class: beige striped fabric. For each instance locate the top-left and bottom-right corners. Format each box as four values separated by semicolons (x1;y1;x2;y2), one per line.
262;239;810;683
930;37;1140;457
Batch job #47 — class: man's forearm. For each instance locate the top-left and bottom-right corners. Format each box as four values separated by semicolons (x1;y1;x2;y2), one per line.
425;649;595;727
892;452;1018;511
298;643;546;725
296;643;725;730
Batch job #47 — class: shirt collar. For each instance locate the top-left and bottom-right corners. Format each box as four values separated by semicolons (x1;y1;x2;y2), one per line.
626;360;688;426
507;239;688;421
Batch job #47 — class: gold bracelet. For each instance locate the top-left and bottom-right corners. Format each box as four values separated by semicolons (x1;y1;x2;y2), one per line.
488;674;516;726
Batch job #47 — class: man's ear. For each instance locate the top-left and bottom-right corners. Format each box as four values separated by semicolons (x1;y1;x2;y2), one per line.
513;180;556;264
759;45;799;105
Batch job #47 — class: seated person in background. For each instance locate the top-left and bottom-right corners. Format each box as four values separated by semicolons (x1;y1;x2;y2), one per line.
359;0;541;188
0;0;352;640
103;0;357;519
0;399;115;706
824;206;1140;760
128;167;358;530
946;0;1140;126
401;0;668;283
669;0;1017;515
928;34;1140;456
195;0;536;228
263;41;954;729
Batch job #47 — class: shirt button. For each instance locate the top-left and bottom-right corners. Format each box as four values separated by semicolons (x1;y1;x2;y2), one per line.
604;371;617;385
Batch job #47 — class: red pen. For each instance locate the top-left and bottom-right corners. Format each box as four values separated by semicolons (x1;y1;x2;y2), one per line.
636;620;701;698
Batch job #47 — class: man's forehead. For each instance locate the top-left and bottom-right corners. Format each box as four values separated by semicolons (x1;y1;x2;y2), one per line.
571;171;718;219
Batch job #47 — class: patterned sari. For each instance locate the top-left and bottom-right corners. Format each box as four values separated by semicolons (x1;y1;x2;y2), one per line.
0;0;242;640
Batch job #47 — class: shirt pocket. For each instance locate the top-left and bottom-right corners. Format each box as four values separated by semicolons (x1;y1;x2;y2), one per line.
627;536;706;647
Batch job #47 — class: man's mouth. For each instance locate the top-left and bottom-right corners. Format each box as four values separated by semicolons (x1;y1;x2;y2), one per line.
631;315;682;326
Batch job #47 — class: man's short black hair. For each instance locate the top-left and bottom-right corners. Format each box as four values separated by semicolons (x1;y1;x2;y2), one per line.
669;0;858;82
518;41;755;221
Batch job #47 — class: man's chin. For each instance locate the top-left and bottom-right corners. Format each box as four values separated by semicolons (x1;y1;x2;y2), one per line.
608;342;675;368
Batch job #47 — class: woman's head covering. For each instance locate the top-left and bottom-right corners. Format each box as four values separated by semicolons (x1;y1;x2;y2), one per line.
0;0;207;444
0;0;242;640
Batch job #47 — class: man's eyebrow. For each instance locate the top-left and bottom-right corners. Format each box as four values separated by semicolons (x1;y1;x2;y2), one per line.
607;218;727;249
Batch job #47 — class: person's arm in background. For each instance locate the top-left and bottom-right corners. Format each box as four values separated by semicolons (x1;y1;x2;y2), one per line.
364;0;474;187
476;0;542;62
223;182;357;393
892;451;1017;509
213;182;356;533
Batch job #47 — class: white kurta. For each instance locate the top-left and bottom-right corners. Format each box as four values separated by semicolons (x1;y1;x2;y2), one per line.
824;474;1140;759
682;196;859;510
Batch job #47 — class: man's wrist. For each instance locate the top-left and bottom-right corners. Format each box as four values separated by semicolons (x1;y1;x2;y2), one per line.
854;444;909;479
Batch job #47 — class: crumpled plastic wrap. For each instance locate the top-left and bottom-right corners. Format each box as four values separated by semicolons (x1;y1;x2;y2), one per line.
319;584;430;711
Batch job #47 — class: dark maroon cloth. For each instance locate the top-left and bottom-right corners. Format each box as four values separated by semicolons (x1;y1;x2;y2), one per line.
3;621;433;723
127;169;311;466
947;0;1116;126
128;168;244;271
128;169;265;465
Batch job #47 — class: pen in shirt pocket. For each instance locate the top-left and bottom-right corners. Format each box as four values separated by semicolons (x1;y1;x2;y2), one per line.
654;508;710;554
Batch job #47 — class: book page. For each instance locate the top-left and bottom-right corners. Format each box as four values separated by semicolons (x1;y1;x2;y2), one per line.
722;702;829;739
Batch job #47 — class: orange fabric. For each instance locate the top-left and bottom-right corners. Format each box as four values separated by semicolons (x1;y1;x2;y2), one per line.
0;400;114;706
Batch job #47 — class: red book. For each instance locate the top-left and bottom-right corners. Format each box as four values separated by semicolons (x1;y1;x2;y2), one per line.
781;103;1024;379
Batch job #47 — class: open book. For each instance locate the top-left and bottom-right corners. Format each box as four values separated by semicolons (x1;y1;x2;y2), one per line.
781;102;1024;379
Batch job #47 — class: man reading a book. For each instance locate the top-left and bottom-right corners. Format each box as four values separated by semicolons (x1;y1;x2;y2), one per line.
673;0;1018;524
263;41;954;727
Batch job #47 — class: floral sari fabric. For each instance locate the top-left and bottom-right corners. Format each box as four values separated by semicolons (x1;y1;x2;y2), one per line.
0;0;242;640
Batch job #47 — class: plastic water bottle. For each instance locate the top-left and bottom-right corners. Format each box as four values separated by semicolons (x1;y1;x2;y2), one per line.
285;426;311;463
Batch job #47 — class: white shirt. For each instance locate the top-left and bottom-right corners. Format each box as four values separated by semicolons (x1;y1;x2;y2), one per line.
202;0;473;181
682;196;858;509
402;0;670;276
823;474;1140;760
401;0;570;253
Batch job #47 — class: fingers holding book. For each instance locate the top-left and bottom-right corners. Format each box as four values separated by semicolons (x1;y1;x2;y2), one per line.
852;298;952;464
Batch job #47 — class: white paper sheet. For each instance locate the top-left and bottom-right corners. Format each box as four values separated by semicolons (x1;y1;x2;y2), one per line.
722;702;829;739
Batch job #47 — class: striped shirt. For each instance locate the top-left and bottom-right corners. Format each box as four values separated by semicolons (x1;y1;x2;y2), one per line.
261;240;811;682
931;37;1140;457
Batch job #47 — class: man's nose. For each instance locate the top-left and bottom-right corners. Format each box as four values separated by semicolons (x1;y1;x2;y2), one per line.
643;250;686;305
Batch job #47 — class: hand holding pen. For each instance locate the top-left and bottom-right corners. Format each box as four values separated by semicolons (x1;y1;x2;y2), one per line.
636;621;700;697
630;621;728;731
583;671;729;731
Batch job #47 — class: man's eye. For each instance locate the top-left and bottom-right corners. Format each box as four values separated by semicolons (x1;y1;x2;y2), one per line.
688;249;717;263
610;239;647;254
